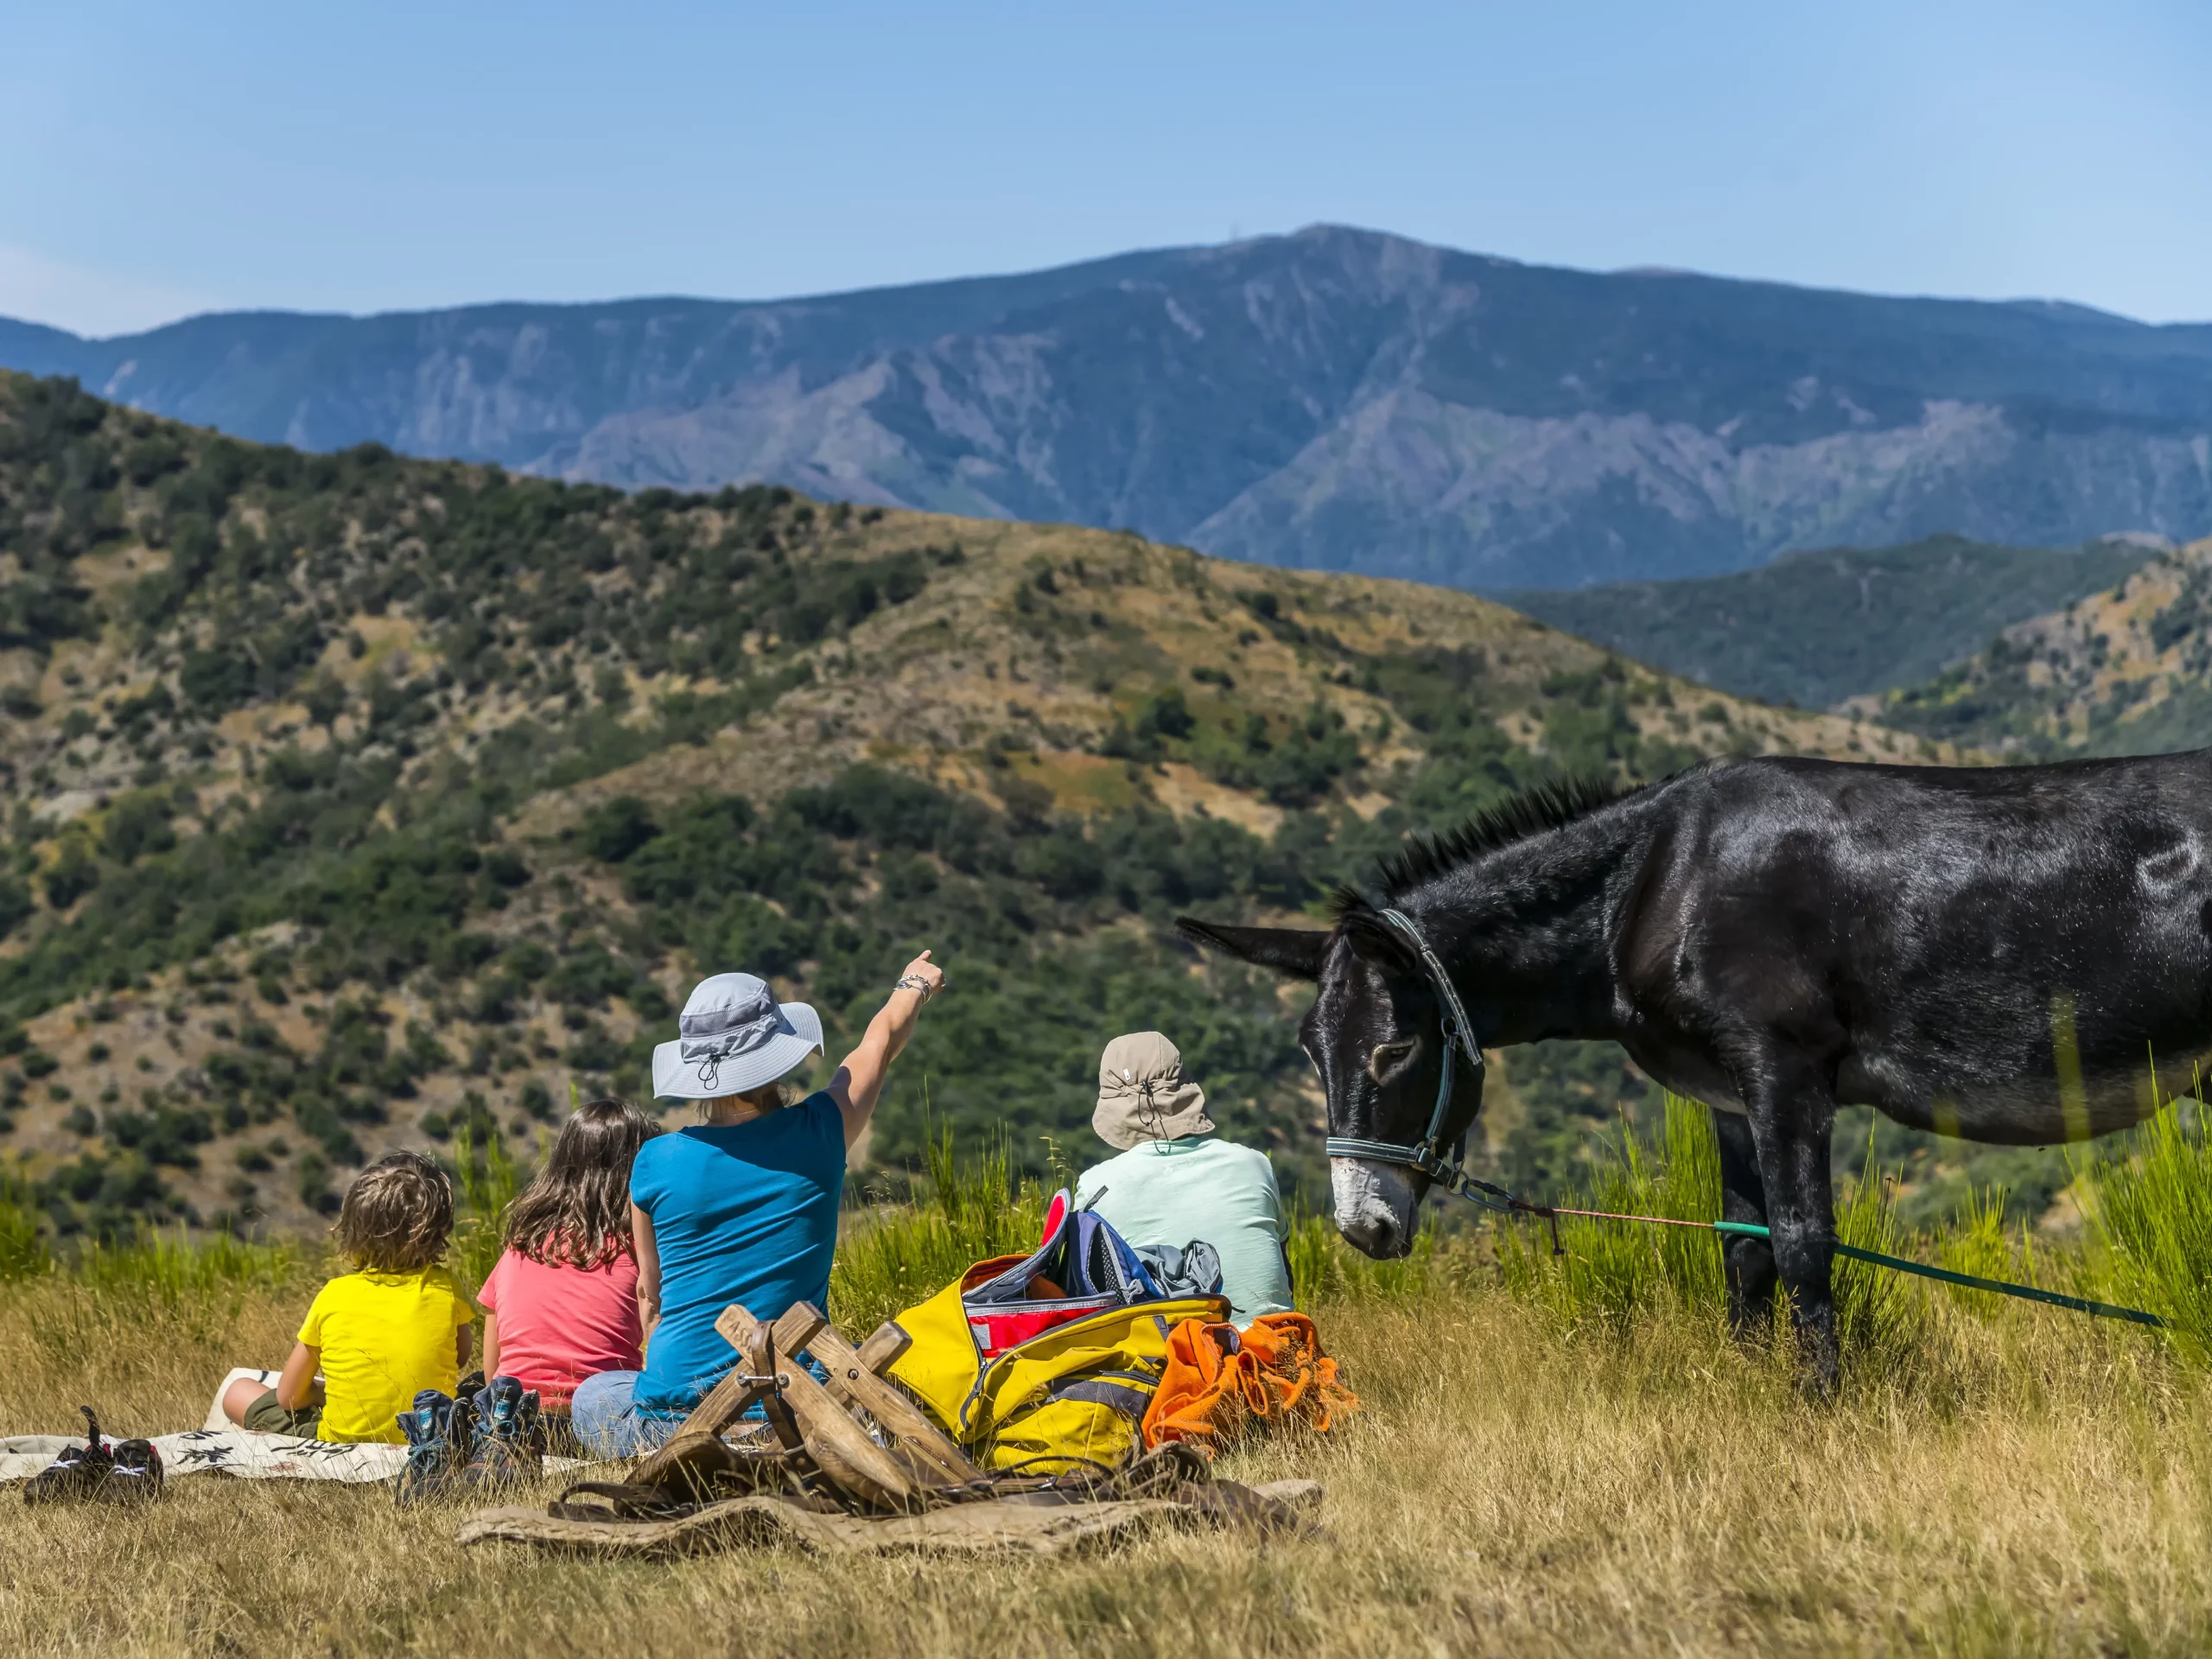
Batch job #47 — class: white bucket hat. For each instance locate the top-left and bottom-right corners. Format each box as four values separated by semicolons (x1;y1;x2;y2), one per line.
652;973;823;1101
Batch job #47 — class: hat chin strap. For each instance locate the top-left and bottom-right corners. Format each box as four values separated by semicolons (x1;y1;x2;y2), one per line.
1323;906;1485;1195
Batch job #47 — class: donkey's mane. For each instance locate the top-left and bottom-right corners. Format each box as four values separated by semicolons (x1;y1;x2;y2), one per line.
1356;775;1636;903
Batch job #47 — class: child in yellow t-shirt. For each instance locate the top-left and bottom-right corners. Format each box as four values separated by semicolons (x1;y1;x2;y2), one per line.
220;1152;475;1444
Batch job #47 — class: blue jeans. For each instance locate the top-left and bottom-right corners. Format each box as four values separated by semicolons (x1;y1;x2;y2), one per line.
569;1370;686;1459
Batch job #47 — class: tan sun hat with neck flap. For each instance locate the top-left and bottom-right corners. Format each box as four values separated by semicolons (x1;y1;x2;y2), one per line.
1093;1031;1214;1151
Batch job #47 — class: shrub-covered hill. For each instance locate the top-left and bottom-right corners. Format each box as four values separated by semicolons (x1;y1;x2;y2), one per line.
0;371;1956;1244
1506;533;2154;712
1852;537;2212;760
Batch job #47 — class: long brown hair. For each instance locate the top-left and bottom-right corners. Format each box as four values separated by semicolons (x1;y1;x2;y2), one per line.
334;1151;454;1273
501;1097;662;1269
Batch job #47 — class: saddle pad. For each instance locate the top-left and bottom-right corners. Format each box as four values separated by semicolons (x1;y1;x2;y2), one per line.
457;1478;1322;1558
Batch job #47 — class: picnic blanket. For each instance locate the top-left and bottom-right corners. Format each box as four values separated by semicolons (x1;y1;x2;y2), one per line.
0;1369;584;1486
1;1427;415;1484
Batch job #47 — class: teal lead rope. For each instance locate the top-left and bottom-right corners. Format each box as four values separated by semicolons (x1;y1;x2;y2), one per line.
1449;1185;2166;1329
1713;1218;2164;1329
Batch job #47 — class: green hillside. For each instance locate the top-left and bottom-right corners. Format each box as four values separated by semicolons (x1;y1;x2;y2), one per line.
1507;534;2152;710
0;372;1952;1245
1866;537;2212;759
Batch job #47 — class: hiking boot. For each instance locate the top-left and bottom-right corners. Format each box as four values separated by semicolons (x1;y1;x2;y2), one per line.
100;1438;164;1504
461;1375;543;1488
393;1389;467;1506
24;1407;114;1505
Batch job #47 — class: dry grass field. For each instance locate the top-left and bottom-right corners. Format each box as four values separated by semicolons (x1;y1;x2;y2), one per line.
3;1220;2209;1659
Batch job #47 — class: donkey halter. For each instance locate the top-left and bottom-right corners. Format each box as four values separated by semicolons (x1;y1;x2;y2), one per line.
1322;906;1522;1215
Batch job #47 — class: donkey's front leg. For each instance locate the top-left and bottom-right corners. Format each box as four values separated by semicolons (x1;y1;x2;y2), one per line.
1739;1054;1840;1390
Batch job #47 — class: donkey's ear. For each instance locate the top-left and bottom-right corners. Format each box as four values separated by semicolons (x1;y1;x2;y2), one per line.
1335;904;1418;969
1174;918;1327;981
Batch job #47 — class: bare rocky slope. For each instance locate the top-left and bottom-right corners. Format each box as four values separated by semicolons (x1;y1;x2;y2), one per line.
6;226;2212;592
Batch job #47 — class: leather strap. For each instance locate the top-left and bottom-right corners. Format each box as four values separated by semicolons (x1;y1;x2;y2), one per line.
1323;906;1484;1184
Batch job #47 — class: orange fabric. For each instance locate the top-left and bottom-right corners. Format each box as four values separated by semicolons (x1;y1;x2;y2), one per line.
1141;1312;1357;1451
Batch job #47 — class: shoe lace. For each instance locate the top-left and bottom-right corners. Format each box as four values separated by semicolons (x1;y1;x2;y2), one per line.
402;1433;448;1478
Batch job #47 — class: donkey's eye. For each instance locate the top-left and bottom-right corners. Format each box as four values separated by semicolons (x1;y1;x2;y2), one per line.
1367;1039;1416;1082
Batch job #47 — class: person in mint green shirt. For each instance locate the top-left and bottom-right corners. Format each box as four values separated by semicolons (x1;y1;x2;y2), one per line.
1072;1031;1294;1325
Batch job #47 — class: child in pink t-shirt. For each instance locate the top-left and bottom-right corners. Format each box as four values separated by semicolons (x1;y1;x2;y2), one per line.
480;1098;661;1411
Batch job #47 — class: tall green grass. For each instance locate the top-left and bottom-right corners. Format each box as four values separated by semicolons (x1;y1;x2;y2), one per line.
11;1083;2211;1384
1285;1207;1455;1307
1930;1183;2053;1319
830;1128;1046;1335
0;1202;301;1302
1498;1091;1725;1326
1496;1094;1929;1370
1;1127;528;1309
2076;1088;2212;1362
0;1175;49;1281
2;1225;309;1379
448;1125;526;1296
69;1229;302;1304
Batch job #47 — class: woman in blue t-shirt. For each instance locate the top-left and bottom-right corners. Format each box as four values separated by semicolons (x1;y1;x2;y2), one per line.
570;952;944;1456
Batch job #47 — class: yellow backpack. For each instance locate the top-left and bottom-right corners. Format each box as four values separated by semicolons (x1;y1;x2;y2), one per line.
888;1259;1225;1474
886;1198;1228;1475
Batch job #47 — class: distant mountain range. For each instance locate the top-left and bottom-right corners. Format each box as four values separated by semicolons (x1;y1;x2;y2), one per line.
9;226;2212;590
1507;534;2157;709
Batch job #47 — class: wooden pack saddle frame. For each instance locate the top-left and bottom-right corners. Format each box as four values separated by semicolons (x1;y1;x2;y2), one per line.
620;1302;989;1513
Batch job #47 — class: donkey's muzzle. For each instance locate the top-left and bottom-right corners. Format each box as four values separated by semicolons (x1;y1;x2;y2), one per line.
1331;1157;1416;1259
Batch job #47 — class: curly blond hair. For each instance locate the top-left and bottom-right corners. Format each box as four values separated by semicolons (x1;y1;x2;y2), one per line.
333;1151;454;1272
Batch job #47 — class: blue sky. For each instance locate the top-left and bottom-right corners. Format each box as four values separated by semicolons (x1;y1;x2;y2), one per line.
4;0;2207;335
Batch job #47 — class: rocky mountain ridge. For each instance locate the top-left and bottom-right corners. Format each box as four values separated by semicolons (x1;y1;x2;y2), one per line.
7;226;2212;590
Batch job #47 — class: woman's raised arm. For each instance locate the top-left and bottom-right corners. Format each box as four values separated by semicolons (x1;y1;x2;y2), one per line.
828;950;944;1147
